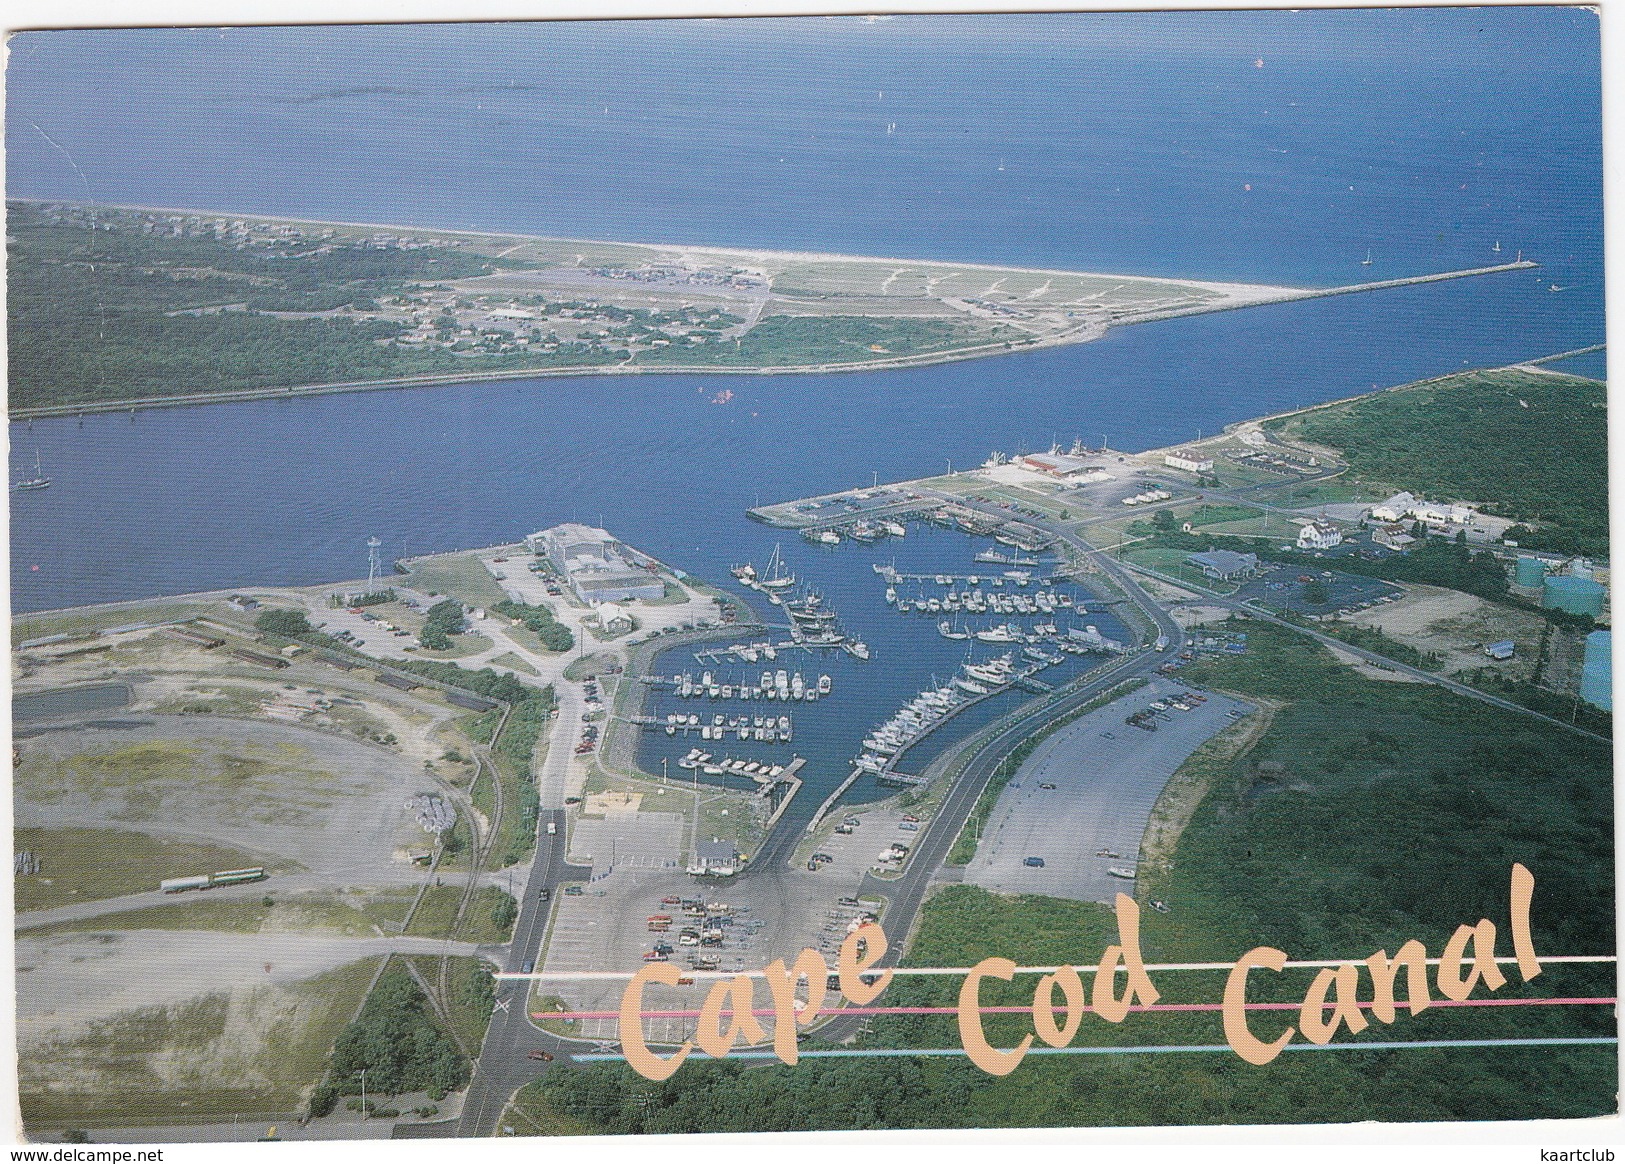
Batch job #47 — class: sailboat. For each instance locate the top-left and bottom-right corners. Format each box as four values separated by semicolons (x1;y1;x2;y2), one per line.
14;450;49;492
1492;240;1502;254
759;543;796;591
1360;247;1373;267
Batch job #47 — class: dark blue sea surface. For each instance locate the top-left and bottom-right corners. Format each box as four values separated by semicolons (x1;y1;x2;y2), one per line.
5;12;1607;811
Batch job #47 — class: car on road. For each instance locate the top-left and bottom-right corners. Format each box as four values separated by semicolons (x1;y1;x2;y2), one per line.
521;959;535;973
528;1050;554;1062
1038;782;1057;790
1023;857;1045;868
537;888;550;901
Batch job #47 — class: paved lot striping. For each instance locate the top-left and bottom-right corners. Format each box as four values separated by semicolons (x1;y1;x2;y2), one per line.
964;677;1251;903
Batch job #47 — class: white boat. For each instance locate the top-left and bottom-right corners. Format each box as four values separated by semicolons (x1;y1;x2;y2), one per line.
1108;866;1137;880
939;620;970;640
817;530;840;545
975;625;1020;643
759;543;796;591
846;640;870;660
1361;247;1373;266
817;674;832;694
14;450;49;492
882;520;907;538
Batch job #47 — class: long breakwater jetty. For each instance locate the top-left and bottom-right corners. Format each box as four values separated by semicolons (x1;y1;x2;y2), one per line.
1127;259;1539;326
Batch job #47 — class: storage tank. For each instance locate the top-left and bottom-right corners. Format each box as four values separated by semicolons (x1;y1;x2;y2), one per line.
1580;630;1611;711
1542;575;1606;618
160;875;211;893
1515;556;1548;587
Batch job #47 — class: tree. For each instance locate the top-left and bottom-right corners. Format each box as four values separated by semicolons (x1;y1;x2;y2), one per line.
1302;580;1329;605
255;608;313;637
1152;508;1178;533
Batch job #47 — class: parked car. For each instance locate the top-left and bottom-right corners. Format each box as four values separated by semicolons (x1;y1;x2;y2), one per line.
528;1049;554;1062
1023;857;1045;868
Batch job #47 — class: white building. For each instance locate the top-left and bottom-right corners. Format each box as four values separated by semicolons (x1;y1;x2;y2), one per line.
1296;520;1344;550
1164;448;1215;473
1369;492;1418;522
1369;491;1477;528
527;523;666;604
1373;523;1417;551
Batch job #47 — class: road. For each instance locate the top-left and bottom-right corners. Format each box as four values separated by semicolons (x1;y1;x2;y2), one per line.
448;510;1191;1132
455;808;592;1137
802;515;1186;1043
1122;561;1610;746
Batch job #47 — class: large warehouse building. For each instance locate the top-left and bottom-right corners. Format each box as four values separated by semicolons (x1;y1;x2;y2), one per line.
527;523;666;603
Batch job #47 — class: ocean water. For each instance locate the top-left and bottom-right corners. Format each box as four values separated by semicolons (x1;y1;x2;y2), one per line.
4;12;1607;811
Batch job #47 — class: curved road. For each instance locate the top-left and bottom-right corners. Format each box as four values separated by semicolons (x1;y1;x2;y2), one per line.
451;519;1185;1134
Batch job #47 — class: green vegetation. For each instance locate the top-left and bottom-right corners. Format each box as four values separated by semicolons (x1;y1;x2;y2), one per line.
1185;503;1258;528
1312;621;1443;672
634;314;995;368
524;621;1613;1132
493;599;574;651
1270;368;1608;556
308;966;468;1115
1128;526;1513;604
406;553;511;609
20;958;380;1132
14;827;269;911
399;955;499;1054
404;885;516;944
29;893;386;936
6;202;538;409
419;599;466;651
255;608;314;637
398;660;555;868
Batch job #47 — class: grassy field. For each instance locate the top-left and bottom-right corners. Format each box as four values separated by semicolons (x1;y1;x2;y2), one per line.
414;631;495;660
19;957;383;1132
22;893;393;937
489;651;540;676
403;884;515;943
14;601;222;643
15;827;273;912
404;553;511;609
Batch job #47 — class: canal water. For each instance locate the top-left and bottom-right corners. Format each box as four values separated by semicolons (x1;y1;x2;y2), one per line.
632;524;1131;817
7;11;1605;820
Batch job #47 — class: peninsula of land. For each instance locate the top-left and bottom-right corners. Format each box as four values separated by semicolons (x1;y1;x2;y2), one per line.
8;199;1536;415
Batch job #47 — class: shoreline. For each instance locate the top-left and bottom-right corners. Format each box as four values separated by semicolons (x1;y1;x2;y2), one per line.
13;347;1595;625
7;260;1535;421
9;196;1301;294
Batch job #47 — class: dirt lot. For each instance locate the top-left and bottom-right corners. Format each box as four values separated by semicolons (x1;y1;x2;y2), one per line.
16;718;437;878
17;943;381;1130
1344;583;1547;678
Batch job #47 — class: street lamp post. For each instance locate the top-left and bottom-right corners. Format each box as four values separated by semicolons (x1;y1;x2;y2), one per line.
359;1068;366;1122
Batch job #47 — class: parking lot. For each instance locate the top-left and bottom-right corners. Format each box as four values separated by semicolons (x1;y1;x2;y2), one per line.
1234;564;1403;617
964;677;1252;903
531;804;909;1049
